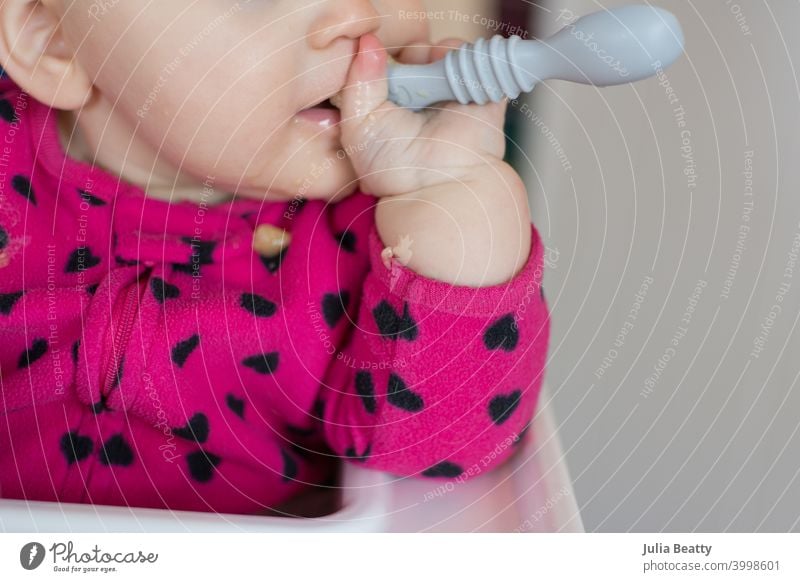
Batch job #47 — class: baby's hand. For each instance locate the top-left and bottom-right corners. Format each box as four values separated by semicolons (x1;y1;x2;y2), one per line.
336;33;509;198
335;34;531;287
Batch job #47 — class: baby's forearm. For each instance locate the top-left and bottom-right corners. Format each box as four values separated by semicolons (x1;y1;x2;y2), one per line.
374;161;532;287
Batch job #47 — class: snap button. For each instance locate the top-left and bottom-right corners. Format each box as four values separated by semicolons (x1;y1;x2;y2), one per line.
253;224;291;258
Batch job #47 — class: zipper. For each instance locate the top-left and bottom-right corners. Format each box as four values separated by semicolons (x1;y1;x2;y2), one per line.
100;267;152;396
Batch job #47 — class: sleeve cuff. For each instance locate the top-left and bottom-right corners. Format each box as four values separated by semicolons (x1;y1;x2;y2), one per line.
367;220;546;316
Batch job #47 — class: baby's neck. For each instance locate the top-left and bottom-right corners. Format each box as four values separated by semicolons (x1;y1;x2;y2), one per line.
56;106;233;206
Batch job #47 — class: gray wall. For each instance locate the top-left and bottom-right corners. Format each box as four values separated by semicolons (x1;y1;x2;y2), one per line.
520;0;800;531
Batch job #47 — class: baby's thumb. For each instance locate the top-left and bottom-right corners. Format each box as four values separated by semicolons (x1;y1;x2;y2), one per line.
336;33;389;126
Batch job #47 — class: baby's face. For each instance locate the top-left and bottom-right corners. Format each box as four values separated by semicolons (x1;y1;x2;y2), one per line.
60;0;430;201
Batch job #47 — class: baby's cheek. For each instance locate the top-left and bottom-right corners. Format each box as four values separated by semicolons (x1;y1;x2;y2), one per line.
133;93;246;175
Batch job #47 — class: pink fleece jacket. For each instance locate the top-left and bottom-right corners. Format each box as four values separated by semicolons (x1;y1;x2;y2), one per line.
0;76;550;515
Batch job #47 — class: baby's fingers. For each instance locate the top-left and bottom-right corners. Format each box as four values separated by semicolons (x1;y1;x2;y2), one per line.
428;37;467;63
337;33;390;131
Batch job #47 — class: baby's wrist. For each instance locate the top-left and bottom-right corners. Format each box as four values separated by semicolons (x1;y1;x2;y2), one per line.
406;157;510;194
374;161;532;287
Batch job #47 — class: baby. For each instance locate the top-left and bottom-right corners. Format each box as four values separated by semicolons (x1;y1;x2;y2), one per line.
0;0;550;515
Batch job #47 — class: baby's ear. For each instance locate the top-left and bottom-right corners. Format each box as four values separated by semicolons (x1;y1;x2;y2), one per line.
0;0;92;110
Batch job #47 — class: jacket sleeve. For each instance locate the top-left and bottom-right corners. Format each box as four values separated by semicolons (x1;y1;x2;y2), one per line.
318;218;551;480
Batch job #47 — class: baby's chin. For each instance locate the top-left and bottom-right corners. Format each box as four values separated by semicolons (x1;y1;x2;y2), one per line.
257;181;359;203
227;164;360;204
203;132;360;203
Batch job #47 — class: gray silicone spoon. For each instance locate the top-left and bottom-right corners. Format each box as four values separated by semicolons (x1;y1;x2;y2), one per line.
386;4;685;111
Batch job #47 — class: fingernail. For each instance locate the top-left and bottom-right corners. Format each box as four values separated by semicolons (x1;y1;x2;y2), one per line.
359;33;383;69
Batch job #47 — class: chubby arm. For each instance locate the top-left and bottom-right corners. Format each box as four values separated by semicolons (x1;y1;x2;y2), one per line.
318;33;550;479
317;209;550;480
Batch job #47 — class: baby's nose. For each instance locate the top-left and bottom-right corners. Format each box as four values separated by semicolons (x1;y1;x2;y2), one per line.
307;0;382;49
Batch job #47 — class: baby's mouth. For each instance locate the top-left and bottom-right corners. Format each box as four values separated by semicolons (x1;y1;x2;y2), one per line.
302;92;343;111
295;95;341;129
308;98;337;110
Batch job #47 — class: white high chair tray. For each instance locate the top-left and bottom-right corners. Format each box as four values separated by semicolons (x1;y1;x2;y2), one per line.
0;385;582;533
